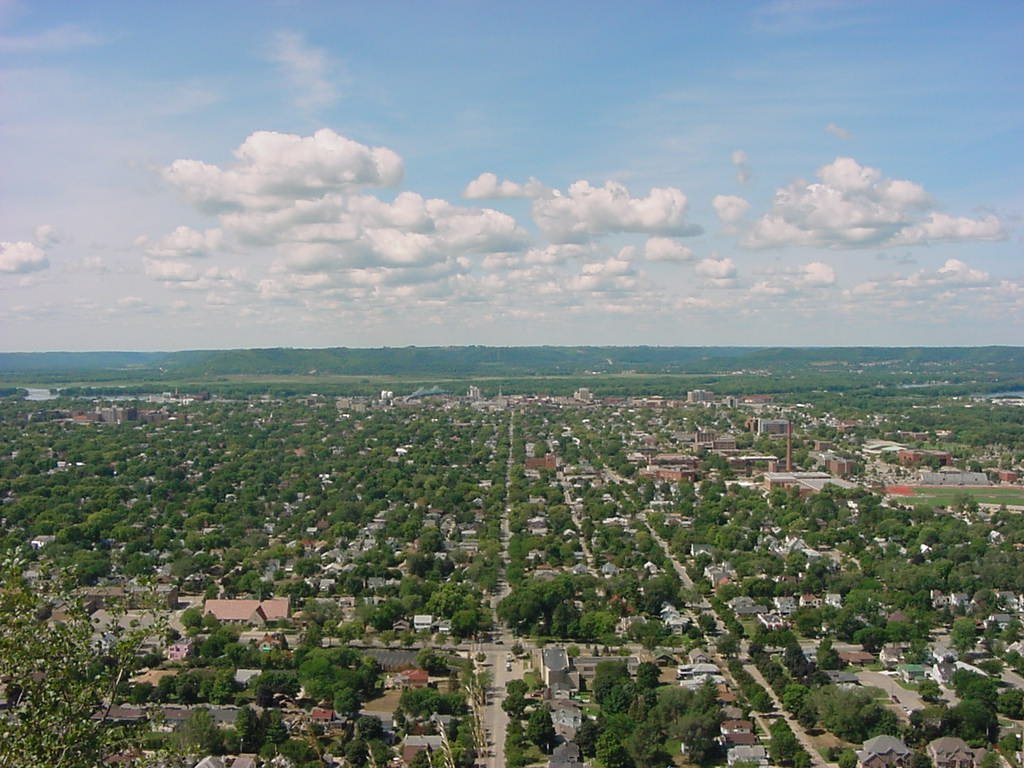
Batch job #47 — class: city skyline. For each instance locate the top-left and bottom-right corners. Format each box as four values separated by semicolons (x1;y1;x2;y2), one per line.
1;1;1021;351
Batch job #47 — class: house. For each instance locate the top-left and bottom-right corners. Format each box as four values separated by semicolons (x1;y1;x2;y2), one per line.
727;745;769;768
728;596;768;616
879;644;907;669
413;614;434;632
203;598;290;625
757;612;788;631
688;649;714;665
825;592;843;608
927;737;984;768
526;516;549;535
799;594;822;609
660;603;689;634
677;663;724;688
572;654;637;682
720;719;754;735
722;731;758;747
774;596;798;616
720;718;756;747
548;741;585;768
898;664;926;683
825;670;860;686
166;640;194;662
402;734;444;765
391;668;429;689
858;735;912;768
705;563;737;587
310;707;336;723
663;612;689;634
986;613;1013;631
716;685;739;706
550;700;583;737
258;633;285;652
540;647;571;688
234;669;261;686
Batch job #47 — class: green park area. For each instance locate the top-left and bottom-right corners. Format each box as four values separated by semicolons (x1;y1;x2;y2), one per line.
888;485;1024;507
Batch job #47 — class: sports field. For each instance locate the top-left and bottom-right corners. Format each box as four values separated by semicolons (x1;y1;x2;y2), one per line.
886;485;1024;507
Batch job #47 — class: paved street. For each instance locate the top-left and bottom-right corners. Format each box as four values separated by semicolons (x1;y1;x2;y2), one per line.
482;635;517;768
479;412;516;768
855;670;927;720
744;663;837;768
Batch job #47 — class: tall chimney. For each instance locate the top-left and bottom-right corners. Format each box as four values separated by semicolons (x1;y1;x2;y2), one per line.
786;420;793;472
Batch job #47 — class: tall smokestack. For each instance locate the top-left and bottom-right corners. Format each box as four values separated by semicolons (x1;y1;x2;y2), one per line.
786;421;793;472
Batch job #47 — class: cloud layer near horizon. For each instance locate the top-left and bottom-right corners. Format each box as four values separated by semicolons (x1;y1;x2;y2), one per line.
96;128;1014;338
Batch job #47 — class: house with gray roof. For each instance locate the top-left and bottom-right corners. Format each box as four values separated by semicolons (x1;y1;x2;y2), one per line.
858;736;912;768
927;737;984;768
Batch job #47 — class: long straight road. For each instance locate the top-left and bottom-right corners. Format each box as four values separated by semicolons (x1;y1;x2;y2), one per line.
480;411;516;768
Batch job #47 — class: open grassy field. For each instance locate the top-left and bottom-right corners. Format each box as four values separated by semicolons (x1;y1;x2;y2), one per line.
887;485;1024;507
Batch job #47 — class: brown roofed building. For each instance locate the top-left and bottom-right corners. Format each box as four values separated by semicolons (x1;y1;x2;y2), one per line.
203;597;290;625
525;454;558;471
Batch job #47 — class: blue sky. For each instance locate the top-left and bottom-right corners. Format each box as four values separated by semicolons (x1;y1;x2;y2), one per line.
1;0;1021;351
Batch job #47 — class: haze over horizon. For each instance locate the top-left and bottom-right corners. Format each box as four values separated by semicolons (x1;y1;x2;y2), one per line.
1;1;1021;352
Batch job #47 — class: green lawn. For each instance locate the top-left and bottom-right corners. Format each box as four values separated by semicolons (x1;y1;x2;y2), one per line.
894;486;1024;507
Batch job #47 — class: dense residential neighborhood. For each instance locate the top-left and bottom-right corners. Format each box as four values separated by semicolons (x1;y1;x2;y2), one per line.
3;365;1024;768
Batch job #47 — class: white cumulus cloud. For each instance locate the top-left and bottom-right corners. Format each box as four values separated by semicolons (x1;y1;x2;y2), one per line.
644;237;694;262
743;156;1002;249
463;172;549;199
522;243;590;266
935;258;989;284
888;212;1004;246
33;224;60;247
844;258;1001;315
750;261;837;297
712;194;751;225
533;180;701;243
162;129;403;213
569;256;637;293
0;241;49;274
695;256;737;280
799;261;836;286
144;226;224;259
144;259;199;283
149;129;532;306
